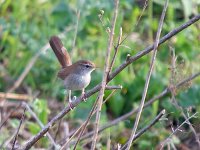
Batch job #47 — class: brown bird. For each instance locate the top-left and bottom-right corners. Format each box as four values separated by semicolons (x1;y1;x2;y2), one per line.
49;36;95;109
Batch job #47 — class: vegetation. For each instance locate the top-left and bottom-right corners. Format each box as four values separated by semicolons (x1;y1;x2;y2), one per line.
0;0;200;149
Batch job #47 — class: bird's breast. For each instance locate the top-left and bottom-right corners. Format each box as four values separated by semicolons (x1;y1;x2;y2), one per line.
64;73;91;91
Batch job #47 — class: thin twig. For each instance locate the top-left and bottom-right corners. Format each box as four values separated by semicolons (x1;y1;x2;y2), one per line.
126;1;168;149
179;106;200;147
19;14;200;150
119;0;149;45
122;110;166;149
91;0;119;149
12;107;26;150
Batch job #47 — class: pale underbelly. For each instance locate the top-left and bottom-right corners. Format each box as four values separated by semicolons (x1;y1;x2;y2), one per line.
64;74;91;91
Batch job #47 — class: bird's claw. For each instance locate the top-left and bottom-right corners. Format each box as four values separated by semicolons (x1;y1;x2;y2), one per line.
68;102;74;110
68;97;76;110
81;93;87;102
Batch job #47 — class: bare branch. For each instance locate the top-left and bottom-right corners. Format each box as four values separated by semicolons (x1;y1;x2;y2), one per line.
72;97;99;150
71;87;120;149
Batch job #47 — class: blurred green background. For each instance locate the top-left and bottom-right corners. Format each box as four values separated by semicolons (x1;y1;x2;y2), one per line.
0;0;200;149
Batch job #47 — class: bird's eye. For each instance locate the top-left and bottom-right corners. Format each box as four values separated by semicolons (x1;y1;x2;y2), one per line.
85;64;90;68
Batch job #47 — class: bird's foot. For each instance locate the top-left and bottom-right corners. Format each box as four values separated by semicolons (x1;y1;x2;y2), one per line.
80;93;87;102
68;102;74;110
68;96;76;110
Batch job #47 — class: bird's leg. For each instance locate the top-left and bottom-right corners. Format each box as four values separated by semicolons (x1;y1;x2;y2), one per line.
81;88;87;102
68;90;74;110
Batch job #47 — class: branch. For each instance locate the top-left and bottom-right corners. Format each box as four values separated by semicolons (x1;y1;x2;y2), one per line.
126;1;168;149
19;14;200;150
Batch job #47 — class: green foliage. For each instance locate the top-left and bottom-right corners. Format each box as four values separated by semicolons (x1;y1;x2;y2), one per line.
0;0;200;149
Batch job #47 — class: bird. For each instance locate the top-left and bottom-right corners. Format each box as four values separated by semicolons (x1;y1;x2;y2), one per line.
49;36;95;109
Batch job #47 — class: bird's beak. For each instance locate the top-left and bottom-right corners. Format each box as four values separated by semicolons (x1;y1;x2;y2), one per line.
94;66;100;70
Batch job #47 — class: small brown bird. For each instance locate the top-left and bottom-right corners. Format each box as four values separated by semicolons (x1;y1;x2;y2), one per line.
49;36;95;109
